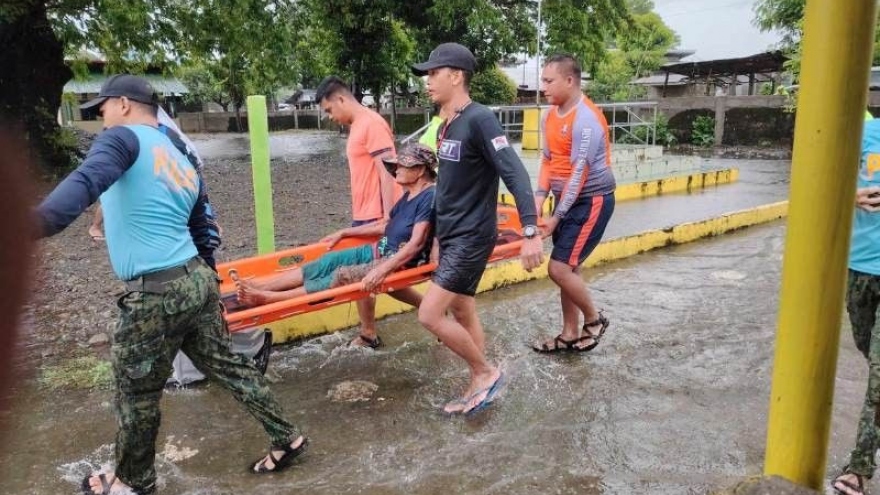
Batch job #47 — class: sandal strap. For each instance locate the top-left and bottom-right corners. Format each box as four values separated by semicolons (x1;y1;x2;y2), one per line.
352;334;382;348
583;313;609;337
100;474;114;492
552;335;578;349
834;471;866;494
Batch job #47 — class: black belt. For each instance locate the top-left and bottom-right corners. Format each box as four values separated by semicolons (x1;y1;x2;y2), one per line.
124;258;202;293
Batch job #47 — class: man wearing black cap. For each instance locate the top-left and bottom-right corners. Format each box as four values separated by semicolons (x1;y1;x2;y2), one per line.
411;43;544;414
37;75;306;495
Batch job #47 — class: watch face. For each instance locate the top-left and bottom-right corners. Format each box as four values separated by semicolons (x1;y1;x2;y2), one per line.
524;226;537;238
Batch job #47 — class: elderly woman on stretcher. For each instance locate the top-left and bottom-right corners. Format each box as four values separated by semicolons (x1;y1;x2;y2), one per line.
234;143;437;348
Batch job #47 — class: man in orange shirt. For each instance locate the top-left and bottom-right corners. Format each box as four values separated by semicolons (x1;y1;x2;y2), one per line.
316;76;401;348
532;54;616;354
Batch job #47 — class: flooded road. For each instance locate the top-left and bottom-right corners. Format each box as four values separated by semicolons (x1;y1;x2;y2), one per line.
3;221;870;494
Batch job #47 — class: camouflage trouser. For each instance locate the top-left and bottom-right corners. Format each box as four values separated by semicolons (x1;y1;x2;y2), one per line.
112;260;299;494
845;269;880;477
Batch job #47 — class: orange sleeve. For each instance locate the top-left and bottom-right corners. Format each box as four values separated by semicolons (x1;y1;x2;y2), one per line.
366;116;395;157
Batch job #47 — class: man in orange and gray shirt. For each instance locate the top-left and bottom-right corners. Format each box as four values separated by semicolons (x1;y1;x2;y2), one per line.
532;54;616;354
316;76;402;348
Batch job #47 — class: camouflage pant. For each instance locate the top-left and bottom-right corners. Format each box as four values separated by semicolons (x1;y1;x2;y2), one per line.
112;260;299;494
845;269;880;477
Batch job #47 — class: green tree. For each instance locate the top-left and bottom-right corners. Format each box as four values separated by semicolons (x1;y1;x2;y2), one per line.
754;0;880;81
588;2;677;102
303;0;416;107
173;0;302;129
588;52;647;102
541;0;632;74
627;0;655;15
398;0;537;71
618;11;678;78
470;67;518;104
1;0;303;168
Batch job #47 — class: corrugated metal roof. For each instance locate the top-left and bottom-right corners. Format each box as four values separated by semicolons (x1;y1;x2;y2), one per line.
63;74;188;95
632;73;689;86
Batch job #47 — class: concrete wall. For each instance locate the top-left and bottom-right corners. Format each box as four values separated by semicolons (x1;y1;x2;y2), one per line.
175;107;432;135
660;95;792;146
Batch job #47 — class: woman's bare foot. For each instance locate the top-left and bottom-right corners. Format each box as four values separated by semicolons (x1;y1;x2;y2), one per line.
236;281;273;306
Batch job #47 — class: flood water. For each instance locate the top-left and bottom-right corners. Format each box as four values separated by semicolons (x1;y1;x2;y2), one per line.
1;220;872;494
1;133;864;494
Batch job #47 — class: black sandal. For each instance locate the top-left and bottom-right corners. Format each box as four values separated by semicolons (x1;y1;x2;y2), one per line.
252;437;309;474
80;473;114;495
350;334;383;349
833;470;866;495
532;334;580;353
577;313;610;353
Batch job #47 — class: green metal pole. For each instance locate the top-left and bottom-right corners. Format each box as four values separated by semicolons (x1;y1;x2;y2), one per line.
247;95;275;254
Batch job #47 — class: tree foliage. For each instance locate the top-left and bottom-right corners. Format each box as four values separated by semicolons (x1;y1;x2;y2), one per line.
589;1;677;102
3;0;676;169
541;0;631;74
470;67;518;104
172;0;301;122
753;0;880;81
302;0;416;104
397;0;537;70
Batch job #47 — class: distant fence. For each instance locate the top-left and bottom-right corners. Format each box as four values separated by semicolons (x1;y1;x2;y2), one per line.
173;107;434;135
68;94;852;147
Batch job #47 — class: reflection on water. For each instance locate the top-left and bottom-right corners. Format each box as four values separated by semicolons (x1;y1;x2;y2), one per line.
192;131;344;161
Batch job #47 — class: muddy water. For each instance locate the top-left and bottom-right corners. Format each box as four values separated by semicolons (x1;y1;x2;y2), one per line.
3;222;871;494
190;130;343;161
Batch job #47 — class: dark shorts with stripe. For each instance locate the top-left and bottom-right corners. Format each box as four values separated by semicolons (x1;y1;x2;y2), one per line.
551;192;615;267
433;235;495;296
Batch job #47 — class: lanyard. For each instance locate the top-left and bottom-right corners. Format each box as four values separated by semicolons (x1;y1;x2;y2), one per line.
436;100;472;149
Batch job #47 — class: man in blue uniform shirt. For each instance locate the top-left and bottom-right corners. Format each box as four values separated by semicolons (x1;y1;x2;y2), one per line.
37;75;306;495
832;117;880;495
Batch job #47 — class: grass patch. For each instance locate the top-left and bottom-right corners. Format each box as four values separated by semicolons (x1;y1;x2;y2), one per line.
40;355;113;391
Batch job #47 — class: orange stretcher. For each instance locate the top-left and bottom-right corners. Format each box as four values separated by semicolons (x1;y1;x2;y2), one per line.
218;205;527;333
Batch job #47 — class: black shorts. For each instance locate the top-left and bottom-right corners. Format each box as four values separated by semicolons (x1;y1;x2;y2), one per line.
551;193;614;267
433;236;495;296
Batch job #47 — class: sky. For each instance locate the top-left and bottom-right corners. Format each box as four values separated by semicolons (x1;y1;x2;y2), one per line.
502;0;786;88
652;0;783;61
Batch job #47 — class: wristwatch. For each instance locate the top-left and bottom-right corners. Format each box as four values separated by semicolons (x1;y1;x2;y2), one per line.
523;225;539;239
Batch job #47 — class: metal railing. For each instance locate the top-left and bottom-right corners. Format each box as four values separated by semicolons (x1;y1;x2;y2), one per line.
490;101;660;146
401;101;660;146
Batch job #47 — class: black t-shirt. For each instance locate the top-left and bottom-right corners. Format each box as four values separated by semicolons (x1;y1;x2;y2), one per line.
435;103;538;241
377;186;435;267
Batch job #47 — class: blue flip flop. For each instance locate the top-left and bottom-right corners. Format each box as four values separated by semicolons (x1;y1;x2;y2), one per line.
464;372;506;415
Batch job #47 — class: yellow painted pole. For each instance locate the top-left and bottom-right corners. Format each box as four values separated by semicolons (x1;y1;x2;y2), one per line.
764;0;877;489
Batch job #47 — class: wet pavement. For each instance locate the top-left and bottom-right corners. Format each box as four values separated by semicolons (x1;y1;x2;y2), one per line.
7;221;871;495
3;142;868;494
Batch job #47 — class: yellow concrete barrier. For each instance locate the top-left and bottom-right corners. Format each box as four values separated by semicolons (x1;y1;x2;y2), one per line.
265;200;789;343
499;168;739;214
522;107;542;151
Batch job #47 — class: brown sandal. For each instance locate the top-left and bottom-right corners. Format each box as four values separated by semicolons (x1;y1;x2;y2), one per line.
577;313;610;353
532;334;580;353
252;437;309;474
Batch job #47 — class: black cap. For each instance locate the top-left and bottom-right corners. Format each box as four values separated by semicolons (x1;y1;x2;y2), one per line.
80;74;158;110
411;43;476;76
